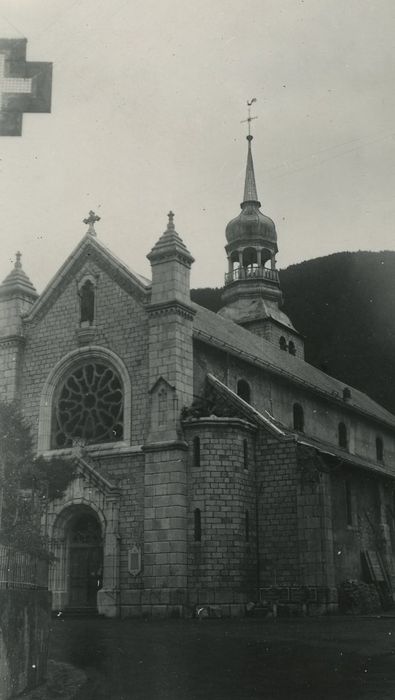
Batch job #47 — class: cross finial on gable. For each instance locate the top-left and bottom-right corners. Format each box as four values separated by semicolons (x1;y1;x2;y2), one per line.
83;210;101;236
167;210;175;230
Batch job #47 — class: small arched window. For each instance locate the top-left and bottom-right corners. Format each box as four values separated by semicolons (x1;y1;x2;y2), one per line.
338;422;348;449
243;439;248;470
194;508;201;542
293;403;304;432
237;379;251;403
376;436;384;462
288;340;296;356
193;436;201;467
279;336;287;351
79;279;95;325
245;510;250;542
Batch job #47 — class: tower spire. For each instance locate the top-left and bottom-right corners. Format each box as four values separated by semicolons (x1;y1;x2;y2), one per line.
243;135;259;203
241;99;259;204
0;250;37;299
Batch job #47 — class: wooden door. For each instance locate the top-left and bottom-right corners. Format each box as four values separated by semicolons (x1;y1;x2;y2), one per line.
67;513;103;609
69;544;102;608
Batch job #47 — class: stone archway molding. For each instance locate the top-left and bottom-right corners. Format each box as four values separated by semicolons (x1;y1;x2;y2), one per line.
47;453;120;617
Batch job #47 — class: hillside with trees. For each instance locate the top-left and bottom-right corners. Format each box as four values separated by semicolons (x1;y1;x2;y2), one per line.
191;251;395;415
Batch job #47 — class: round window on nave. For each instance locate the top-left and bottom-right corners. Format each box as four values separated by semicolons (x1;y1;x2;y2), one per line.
52;361;124;448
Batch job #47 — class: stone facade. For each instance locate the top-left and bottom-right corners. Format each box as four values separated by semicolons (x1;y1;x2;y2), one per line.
2;141;395;618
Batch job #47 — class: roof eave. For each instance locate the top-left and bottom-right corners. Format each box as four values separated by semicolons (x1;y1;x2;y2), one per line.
193;326;395;432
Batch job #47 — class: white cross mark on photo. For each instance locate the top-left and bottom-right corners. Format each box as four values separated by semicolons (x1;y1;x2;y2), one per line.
0;54;32;110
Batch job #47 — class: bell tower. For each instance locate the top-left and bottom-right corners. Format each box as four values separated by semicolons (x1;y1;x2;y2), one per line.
218;102;304;358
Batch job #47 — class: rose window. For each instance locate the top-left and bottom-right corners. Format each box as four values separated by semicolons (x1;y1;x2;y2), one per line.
52;362;123;448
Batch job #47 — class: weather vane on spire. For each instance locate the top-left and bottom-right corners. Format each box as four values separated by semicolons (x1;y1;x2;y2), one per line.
241;98;258;140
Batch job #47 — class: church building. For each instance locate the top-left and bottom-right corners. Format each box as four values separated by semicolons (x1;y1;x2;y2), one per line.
1;131;395;617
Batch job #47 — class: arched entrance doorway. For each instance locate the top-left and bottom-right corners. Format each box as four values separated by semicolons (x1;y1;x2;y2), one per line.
66;510;103;610
47;473;120;617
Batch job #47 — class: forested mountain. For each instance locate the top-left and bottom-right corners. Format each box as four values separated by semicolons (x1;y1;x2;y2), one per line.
191;251;395;414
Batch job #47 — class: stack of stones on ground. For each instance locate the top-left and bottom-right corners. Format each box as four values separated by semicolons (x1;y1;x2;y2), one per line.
1;134;395;618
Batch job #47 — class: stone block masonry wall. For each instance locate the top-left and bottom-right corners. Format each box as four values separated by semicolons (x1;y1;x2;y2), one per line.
141;445;188;617
331;467;390;586
0;338;24;402
184;418;257;615
148;311;194;417
382;481;395;591
93;453;146;609
296;447;336;591
256;437;338;612
0;292;36;338
149;258;191;306
0;291;36;402
256;436;300;588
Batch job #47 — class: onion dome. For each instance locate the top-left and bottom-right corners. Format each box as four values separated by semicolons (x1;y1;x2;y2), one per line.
0;251;37;298
225;135;278;252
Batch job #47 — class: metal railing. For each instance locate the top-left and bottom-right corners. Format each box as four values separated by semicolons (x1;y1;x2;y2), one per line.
224;266;280;285
0;543;49;590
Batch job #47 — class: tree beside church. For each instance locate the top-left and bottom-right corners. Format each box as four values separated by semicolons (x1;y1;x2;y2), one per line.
0;400;76;555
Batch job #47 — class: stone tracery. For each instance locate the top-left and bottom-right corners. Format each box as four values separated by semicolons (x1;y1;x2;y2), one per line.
52;361;123;448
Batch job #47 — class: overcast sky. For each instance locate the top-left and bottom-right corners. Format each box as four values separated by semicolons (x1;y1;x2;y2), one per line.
0;0;395;293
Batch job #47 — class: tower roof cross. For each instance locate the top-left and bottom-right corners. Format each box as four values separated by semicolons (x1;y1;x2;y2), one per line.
167;210;175;230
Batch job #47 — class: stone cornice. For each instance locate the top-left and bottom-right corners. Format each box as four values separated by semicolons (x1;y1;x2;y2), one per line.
142;440;189;453
0;287;37;302
40;443;143;459
147;299;196;320
182;416;257;432
148;250;194;269
0;335;26;347
224;238;276;254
